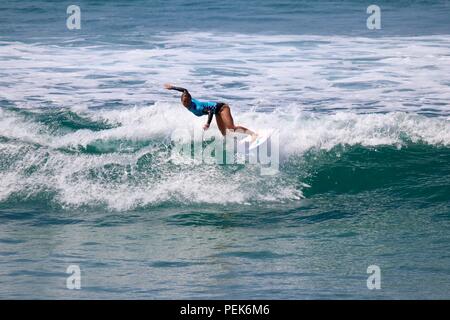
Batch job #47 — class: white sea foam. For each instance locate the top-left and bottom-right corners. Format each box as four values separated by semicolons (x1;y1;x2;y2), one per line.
1;33;449;115
0;103;449;210
1;32;449;209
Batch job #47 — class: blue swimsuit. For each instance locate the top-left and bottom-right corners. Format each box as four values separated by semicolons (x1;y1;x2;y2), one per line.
167;86;225;125
188;98;219;117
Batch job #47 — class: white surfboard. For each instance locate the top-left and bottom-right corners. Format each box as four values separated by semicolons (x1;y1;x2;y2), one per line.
239;129;275;152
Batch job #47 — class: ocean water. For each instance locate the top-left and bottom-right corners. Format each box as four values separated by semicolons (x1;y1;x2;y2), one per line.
0;0;449;299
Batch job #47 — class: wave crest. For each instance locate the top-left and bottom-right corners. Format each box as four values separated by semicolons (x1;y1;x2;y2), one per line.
0;104;448;210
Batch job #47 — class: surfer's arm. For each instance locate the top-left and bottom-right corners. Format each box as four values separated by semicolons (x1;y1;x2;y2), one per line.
206;110;214;127
202;110;214;130
164;84;189;94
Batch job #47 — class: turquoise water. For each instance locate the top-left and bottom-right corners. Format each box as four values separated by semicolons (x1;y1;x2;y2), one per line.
0;0;450;299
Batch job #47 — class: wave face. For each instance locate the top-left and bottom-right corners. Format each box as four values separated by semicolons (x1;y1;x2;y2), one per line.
1;32;450;211
0;104;448;211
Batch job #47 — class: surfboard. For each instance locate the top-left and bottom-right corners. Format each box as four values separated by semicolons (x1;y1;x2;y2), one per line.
239;129;275;152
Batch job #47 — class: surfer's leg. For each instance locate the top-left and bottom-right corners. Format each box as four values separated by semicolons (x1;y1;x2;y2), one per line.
215;112;227;136
219;105;256;137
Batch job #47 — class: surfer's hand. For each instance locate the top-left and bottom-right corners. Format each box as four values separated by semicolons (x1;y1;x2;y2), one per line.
203;124;210;131
164;83;173;90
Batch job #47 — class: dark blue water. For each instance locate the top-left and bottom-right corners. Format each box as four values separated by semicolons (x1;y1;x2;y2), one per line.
2;0;450;43
0;0;449;299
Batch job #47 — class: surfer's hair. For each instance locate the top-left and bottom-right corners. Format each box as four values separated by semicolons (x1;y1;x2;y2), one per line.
181;91;191;106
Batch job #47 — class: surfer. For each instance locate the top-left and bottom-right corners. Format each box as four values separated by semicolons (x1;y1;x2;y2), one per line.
164;84;257;140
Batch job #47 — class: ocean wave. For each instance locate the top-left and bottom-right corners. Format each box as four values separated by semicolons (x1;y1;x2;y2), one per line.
0;104;448;210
